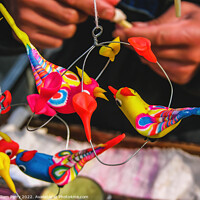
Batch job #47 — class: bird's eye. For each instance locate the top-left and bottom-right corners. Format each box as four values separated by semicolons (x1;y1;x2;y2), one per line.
115;98;122;107
19;165;26;172
5;149;12;157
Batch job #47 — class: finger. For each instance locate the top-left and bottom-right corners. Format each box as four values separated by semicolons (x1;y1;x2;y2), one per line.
62;0;117;20
19;0;87;24
153;46;200;64
116;19;200;47
26;32;64;48
18;8;77;39
133;1;200;27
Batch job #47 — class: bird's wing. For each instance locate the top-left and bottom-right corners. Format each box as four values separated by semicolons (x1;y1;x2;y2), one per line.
136;106;199;136
49;150;84;186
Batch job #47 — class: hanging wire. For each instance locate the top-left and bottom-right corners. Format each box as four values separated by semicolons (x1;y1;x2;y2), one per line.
156;61;173;108
26;113;70;148
93;0;99;28
90;139;149;166
95;59;110;81
95;41;130;81
47;186;61;200
55;115;70;149
15;191;22;200
11;103;27;107
61;45;95;77
81;46;95;92
26;113;55;132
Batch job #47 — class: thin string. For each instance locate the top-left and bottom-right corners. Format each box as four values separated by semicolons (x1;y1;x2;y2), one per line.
90;139;149;166
156;61;173;108
93;0;99;28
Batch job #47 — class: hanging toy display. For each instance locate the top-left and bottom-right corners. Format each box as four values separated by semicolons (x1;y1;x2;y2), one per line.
0;2;177;167
0;1;192;198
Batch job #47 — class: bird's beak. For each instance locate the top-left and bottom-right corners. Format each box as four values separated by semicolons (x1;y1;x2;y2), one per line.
108;86;118;98
17;149;24;154
0;152;16;193
76;66;92;85
0;131;12;142
93;87;108;101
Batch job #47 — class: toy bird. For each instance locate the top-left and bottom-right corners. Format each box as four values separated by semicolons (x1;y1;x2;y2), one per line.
0;4;108;141
0;4;107;113
0;152;16;194
11;134;125;186
0;131;20;159
0;90;12;115
109;86;200;140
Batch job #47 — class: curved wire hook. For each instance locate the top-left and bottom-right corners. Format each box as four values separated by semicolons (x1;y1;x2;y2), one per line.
26;113;70;149
90;139;149;166
26;113;55;132
55;115;70;149
47;186;61;200
156;61;173;108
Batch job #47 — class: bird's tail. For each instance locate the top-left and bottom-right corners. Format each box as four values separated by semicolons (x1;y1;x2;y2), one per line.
0;3;30;46
50;134;125;186
0;3;68;92
74;133;125;163
175;107;200;122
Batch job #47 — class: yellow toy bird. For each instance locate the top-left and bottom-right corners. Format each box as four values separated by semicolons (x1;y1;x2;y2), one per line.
109;86;200;140
0;152;16;194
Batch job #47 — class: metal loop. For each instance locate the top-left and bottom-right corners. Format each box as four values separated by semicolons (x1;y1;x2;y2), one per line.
92;26;103;45
92;26;103;38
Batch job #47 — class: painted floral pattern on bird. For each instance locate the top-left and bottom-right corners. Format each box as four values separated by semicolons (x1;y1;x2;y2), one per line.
109;86;200;139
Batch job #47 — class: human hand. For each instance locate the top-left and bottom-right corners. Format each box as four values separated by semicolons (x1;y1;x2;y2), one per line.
4;0;119;49
62;0;120;20
4;0;89;48
113;2;200;85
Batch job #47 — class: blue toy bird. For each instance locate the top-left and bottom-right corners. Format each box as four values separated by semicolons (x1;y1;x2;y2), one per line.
12;134;125;186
